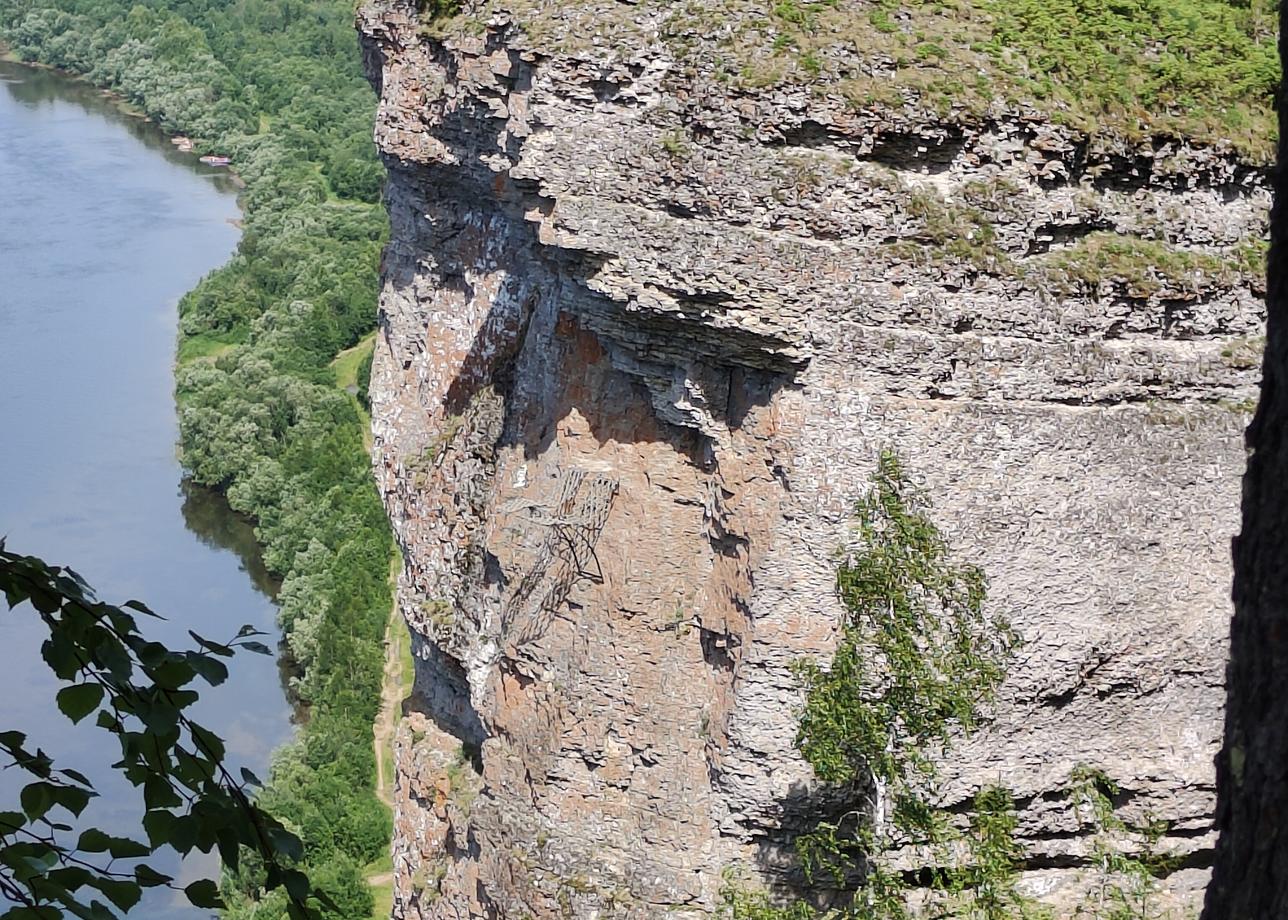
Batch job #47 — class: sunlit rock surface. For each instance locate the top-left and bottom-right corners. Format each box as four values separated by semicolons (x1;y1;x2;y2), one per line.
359;1;1267;914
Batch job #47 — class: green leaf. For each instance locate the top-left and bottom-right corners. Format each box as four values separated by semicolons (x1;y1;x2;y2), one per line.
141;810;175;848
61;567;90;591
282;868;309;901
40;633;79;681
187;630;234;657
186;652;228;687
28;585;61;614
23;748;53;779
239;640;273;656
77;830;147;859
49;784;93;817
84;901;119;920
189;723;225;764
215;826;240;874
184;878;223;909
47;865;92;890
152;658;196;690
267;826;304;863
56;684;105;724
143;777;182;810
167;814;198;854
108;837;151;859
93;637;132;680
19;783;52;821
57;899;112;920
134;641;169;667
92;877;141;912
0;907;62;919
168;689;199;709
1;841;58;878
59;768;92;788
105;608;138;637
123;599;162;619
0;577;28;608
138;699;180;735
173;748;208;790
77;828;112;853
134;864;172;888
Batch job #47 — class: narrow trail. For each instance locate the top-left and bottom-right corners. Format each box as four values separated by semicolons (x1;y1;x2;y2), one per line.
373;613;404;808
367;601;409;907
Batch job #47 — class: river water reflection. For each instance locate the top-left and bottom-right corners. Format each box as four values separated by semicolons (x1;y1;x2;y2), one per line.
0;61;295;918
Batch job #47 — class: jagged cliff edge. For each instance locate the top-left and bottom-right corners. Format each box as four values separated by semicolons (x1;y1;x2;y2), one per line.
357;0;1268;915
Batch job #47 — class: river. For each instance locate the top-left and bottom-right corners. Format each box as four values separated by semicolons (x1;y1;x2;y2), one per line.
0;61;294;917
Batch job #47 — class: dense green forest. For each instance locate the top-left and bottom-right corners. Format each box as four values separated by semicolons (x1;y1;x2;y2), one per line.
0;2;393;916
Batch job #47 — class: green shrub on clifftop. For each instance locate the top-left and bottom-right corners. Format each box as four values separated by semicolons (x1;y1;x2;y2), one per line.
460;0;1276;159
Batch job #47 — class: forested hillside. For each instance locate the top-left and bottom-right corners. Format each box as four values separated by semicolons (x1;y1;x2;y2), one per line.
0;2;393;917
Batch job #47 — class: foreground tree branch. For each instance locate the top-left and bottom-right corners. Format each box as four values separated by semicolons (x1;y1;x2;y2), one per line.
0;543;329;920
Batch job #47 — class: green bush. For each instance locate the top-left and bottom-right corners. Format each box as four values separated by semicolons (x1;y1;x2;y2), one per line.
795;450;1012;797
664;0;1276;158
979;0;1277;151
730;452;1021;918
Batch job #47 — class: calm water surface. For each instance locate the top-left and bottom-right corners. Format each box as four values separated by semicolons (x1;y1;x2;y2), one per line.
0;61;294;917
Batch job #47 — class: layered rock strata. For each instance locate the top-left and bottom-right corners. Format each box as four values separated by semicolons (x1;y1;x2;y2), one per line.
359;1;1267;915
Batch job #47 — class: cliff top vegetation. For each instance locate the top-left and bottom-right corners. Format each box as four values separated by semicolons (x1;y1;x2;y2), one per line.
420;0;1279;162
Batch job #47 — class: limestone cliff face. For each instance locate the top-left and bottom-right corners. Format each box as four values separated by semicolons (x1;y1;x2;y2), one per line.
358;1;1268;915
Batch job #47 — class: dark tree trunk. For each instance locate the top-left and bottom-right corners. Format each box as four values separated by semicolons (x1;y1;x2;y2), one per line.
1202;9;1288;918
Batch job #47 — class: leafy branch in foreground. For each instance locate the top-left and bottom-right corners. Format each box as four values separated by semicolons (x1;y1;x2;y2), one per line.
0;4;395;912
0;543;331;920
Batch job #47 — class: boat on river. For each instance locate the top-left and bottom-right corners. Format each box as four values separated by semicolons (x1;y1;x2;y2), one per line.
199;154;231;166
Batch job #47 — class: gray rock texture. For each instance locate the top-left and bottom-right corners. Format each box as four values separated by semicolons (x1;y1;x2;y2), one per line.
357;1;1267;915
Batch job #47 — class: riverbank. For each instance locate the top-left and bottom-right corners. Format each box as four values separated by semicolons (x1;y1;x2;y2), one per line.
0;60;294;920
2;45;144;118
0;4;396;917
